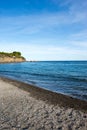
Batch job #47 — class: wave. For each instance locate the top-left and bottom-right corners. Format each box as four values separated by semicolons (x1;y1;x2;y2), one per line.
65;76;87;82
0;70;87;83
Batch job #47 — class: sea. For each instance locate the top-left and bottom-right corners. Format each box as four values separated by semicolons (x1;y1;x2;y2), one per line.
0;61;87;101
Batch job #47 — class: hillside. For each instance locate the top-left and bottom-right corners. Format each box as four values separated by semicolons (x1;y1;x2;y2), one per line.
0;51;26;63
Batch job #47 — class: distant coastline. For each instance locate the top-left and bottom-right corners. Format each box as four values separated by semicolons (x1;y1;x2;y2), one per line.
0;51;26;63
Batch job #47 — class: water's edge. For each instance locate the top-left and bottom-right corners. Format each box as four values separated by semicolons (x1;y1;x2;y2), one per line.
0;61;87;101
0;76;87;112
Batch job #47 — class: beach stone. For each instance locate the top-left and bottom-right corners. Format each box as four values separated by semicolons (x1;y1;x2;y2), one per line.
21;124;30;129
57;126;62;130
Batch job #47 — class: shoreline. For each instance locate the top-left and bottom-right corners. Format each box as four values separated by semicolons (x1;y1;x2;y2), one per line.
0;76;87;112
0;76;87;129
0;61;27;64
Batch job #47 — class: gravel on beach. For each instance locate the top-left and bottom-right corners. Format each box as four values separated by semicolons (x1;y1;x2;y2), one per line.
0;78;87;130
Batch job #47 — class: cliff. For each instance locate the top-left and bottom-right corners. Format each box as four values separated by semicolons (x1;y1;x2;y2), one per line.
0;51;26;63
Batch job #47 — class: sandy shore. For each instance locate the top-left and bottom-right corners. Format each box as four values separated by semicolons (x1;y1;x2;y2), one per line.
0;77;87;130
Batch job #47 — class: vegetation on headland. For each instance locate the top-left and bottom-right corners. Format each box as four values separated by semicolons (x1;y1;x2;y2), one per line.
0;51;26;63
0;51;25;59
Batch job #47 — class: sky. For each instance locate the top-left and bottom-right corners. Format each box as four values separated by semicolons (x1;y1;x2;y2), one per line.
0;0;87;61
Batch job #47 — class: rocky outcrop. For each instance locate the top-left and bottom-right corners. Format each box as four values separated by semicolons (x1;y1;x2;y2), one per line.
0;57;26;63
0;52;26;63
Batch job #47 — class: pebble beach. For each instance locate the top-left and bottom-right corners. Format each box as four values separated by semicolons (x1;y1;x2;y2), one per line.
0;77;87;130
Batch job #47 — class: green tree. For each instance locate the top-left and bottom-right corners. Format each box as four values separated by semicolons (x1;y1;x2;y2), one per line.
12;51;21;57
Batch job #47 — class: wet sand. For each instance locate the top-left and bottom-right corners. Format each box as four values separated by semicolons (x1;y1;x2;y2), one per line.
0;77;87;130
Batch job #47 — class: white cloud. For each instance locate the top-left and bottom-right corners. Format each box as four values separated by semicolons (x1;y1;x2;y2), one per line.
0;7;87;37
0;42;86;60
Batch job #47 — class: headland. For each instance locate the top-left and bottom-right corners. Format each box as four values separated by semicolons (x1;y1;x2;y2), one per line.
0;51;26;63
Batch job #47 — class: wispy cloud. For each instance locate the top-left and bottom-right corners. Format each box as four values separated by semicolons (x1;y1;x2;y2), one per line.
52;0;87;23
0;0;87;60
70;30;87;41
0;40;87;60
0;9;87;36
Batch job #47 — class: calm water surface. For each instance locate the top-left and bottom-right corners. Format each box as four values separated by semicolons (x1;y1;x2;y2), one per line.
0;61;87;101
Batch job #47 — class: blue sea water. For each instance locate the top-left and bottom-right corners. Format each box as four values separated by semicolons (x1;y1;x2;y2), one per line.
0;61;87;101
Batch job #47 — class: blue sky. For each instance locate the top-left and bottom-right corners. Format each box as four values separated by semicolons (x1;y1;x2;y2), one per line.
0;0;87;60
